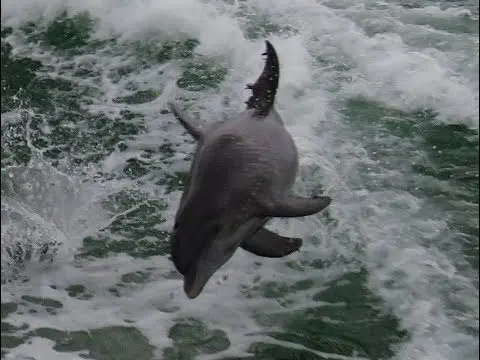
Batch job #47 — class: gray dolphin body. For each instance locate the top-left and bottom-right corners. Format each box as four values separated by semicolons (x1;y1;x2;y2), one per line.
168;41;331;299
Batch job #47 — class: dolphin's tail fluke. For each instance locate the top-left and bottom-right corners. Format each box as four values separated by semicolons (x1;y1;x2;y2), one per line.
245;40;279;117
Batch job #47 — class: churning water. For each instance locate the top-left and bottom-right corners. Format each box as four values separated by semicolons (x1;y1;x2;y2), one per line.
1;1;478;359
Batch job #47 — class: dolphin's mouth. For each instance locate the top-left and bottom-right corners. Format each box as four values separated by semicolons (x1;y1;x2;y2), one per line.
182;247;224;299
180;218;268;299
182;240;242;299
181;235;232;299
183;266;206;299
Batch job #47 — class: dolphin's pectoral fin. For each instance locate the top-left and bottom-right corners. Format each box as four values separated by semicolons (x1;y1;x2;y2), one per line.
245;40;280;117
167;102;204;141
259;195;332;218
241;227;302;258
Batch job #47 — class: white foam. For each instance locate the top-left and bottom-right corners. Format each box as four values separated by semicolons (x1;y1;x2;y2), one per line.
6;337;88;360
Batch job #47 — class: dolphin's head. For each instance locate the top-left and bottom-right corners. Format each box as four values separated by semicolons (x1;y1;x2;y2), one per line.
170;210;261;299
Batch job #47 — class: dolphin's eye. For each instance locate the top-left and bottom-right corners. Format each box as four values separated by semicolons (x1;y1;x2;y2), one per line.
212;224;222;235
173;221;179;230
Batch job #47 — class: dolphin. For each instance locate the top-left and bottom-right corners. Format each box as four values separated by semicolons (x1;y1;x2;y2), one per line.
167;40;331;299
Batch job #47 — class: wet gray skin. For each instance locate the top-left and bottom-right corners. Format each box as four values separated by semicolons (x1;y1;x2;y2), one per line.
168;41;332;299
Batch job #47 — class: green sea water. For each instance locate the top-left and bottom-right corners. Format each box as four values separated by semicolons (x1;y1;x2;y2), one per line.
1;1;478;360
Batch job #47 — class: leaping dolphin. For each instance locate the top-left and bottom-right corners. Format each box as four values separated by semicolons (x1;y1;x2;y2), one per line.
168;40;331;299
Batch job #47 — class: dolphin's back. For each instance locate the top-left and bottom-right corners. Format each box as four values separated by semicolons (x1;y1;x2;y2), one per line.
190;110;298;207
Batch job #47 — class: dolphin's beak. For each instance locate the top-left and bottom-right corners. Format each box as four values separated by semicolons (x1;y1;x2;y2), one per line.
184;279;200;299
180;218;267;299
183;265;211;299
182;239;232;299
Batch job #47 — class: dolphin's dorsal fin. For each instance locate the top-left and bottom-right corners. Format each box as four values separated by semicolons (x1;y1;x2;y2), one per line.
245;40;280;117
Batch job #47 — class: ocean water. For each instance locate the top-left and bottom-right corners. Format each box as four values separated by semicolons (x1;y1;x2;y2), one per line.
1;0;478;359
